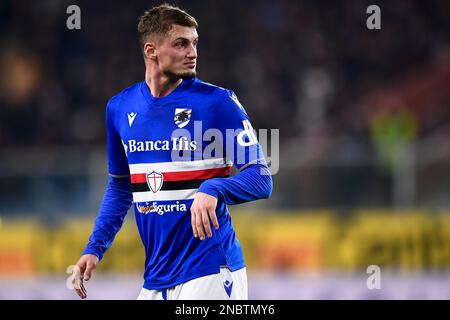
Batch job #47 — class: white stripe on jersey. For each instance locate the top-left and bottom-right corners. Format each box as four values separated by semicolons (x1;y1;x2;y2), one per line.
133;189;197;202
129;158;233;174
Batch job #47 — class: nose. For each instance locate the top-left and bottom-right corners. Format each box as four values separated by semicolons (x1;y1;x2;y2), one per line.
187;43;197;59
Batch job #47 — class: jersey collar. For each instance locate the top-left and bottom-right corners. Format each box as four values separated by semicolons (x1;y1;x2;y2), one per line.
140;77;195;105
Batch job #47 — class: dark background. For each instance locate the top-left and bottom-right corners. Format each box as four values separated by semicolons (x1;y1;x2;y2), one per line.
1;0;450;300
1;0;450;213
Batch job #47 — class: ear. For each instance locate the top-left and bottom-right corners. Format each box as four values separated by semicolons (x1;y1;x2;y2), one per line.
143;42;157;60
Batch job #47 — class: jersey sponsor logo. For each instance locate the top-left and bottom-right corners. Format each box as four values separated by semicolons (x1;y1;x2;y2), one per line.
174;108;192;128
136;201;188;216
146;170;164;193
127;112;137;127
125;138;197;153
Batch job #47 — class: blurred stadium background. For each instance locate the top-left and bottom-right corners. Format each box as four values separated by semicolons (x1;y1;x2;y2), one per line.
1;0;450;299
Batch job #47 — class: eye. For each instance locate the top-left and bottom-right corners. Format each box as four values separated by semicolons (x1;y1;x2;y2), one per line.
175;39;190;48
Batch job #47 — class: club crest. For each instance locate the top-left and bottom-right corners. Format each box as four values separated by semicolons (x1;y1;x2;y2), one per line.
146;171;164;193
174;108;192;128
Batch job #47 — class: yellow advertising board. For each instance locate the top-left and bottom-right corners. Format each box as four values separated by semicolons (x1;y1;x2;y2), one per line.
1;210;450;275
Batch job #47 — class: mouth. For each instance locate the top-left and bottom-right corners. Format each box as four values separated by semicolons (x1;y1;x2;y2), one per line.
184;61;196;68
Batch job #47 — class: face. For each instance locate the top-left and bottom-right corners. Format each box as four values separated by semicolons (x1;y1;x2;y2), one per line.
152;24;198;79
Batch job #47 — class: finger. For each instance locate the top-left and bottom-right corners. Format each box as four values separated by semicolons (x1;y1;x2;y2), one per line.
191;208;198;238
77;286;87;299
195;210;206;240
76;284;87;299
74;287;84;299
83;262;95;281
72;265;87;299
80;280;87;298
73;277;87;299
202;208;212;238
208;207;219;230
71;265;82;286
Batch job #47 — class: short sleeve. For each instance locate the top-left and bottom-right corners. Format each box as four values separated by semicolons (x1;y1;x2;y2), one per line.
106;99;130;176
213;89;267;171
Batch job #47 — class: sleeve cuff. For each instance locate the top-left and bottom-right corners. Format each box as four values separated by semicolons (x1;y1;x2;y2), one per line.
82;247;103;261
198;180;221;199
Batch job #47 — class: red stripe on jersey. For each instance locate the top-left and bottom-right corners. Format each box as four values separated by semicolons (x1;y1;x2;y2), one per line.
130;166;232;183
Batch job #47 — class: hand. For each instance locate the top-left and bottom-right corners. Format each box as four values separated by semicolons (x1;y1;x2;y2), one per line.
190;192;219;240
71;254;99;299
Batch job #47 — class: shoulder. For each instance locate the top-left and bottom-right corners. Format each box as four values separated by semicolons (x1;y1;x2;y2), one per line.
190;78;235;100
194;79;245;114
191;78;246;115
106;82;142;113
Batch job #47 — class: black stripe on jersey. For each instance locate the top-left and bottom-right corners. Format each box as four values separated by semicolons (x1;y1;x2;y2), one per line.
132;179;206;192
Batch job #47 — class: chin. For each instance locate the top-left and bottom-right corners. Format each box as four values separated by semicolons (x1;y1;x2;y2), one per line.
178;70;197;79
164;69;197;80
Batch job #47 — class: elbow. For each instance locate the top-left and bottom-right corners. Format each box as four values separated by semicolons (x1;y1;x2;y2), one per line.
254;164;273;199
262;171;273;199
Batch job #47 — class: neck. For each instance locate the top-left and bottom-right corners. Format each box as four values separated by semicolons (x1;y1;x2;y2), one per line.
145;68;182;98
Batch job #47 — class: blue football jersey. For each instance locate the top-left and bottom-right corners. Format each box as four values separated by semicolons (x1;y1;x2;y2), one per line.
105;77;266;290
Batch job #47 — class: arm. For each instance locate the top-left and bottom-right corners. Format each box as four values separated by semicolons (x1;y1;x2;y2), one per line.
198;163;272;205
82;175;133;261
190;89;272;240
72;97;131;299
72;176;132;299
191;164;272;240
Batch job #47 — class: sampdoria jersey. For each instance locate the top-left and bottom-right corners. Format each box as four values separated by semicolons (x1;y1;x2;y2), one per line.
100;77;265;290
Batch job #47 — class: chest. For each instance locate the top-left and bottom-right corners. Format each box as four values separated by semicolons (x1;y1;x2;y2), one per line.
117;101;216;163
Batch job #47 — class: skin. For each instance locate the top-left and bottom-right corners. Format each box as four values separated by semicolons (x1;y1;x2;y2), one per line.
71;254;98;299
144;24;198;97
72;24;219;299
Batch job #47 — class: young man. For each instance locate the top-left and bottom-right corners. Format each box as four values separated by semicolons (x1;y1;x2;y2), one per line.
71;3;272;300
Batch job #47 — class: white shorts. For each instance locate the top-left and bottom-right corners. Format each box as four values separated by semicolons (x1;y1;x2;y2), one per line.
137;267;248;300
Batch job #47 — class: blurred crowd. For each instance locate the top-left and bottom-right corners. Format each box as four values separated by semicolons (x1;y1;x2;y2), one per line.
1;0;450;211
1;0;449;147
